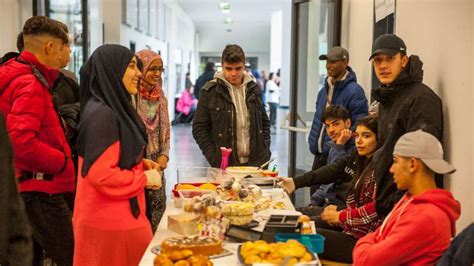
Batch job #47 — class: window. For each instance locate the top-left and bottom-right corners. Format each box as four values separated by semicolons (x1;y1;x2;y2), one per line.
124;0;138;28
157;0;165;40
47;0;86;77
149;0;157;36
138;0;148;32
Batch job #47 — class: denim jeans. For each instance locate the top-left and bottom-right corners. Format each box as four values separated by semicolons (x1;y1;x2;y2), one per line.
21;192;74;266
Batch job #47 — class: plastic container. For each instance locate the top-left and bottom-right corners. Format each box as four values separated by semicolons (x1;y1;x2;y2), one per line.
262;170;279;177
177;189;216;199
172;182;218;208
172;182;219;197
226;166;263;180
274;233;325;254
176;167;225;183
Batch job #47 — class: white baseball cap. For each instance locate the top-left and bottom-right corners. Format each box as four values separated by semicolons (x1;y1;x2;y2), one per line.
393;130;455;174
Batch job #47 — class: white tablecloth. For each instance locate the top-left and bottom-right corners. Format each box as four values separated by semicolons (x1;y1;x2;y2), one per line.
139;190;297;265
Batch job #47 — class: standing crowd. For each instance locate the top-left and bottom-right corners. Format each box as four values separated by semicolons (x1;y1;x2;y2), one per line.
0;15;471;266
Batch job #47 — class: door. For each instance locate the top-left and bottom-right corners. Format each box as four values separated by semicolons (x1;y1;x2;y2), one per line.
287;0;341;207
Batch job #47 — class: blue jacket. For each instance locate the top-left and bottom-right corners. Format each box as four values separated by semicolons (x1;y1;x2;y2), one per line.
308;67;368;156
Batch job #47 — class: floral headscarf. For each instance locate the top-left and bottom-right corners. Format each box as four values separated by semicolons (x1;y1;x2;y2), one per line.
136;50;164;102
135;50;170;158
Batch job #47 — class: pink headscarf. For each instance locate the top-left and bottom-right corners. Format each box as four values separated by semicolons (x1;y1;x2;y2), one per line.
136;50;163;102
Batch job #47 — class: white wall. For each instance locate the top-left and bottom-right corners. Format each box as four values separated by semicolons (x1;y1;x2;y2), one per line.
0;0;32;55
343;0;474;232
340;0;373;97
198;24;270;54
197;23;271;79
397;0;473;232
270;10;283;73
279;1;292;107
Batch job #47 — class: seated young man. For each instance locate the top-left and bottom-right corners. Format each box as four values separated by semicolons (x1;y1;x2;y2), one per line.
298;105;354;217
353;130;461;265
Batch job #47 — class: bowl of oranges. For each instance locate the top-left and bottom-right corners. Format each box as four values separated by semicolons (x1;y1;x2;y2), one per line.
172;183;218;208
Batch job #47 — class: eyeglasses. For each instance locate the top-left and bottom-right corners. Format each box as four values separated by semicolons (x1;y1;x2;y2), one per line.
148;67;165;73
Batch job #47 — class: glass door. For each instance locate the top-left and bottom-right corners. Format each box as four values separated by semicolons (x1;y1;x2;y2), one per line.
287;0;341;207
34;0;88;77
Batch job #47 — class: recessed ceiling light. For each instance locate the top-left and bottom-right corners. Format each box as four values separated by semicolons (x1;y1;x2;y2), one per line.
219;3;230;10
224;17;233;24
222;9;230;14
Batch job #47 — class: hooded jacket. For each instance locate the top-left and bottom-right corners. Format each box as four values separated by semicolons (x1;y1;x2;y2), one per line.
308;67;368;156
353;189;461;266
0;51;75;194
192;72;271;168
372;55;444;217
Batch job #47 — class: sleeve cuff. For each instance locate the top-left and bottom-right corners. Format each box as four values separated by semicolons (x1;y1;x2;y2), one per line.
339;210;348;223
334;144;345;150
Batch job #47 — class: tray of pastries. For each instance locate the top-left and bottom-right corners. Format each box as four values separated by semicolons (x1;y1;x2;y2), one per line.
238;239;320;265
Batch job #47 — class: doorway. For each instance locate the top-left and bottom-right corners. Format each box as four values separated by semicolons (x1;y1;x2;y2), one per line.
287;0;342;207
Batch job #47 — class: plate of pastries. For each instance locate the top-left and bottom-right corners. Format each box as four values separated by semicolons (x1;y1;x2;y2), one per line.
238;239;318;266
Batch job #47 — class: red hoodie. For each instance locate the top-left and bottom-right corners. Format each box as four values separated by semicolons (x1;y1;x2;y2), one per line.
353;189;460;266
0;51;75;194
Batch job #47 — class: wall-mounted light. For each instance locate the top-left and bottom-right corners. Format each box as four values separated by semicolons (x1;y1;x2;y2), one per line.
219;2;230;10
224;17;233;24
219;2;230;14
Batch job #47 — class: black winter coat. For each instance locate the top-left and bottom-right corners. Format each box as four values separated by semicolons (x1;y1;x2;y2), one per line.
192;79;271;168
372;55;443;217
293;151;358;204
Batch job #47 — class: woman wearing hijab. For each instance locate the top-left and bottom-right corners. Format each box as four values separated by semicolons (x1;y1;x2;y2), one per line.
134;50;170;232
73;44;162;266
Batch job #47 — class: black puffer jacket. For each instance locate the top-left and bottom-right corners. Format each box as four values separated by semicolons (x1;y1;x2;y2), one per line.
372;55;443;217
192;78;271;168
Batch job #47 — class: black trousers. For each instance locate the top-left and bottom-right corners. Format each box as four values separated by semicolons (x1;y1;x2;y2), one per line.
21;192;74;266
317;228;357;263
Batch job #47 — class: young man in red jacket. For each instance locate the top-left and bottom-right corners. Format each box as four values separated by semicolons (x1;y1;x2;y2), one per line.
353;130;461;265
0;16;75;266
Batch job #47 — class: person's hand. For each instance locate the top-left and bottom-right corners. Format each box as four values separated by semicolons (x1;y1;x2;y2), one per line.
157;155;169;170
277;177;296;194
145;169;162;189
143;159;160;171
320;205;340;226
336;129;352;145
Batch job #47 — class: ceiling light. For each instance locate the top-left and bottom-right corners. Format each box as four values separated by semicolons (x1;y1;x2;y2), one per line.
222;9;230;14
224;17;233;24
219;3;230;10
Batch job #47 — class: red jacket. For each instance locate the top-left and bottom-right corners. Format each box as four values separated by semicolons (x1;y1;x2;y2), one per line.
353;189;461;266
0;51;75;194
